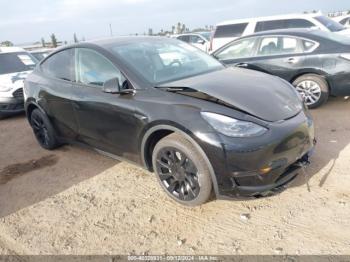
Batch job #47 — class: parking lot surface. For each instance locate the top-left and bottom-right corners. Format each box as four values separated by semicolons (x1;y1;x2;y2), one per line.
0;97;349;255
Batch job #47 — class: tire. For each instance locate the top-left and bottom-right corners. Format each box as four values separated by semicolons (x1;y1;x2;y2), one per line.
152;133;213;206
292;74;329;109
30;109;60;150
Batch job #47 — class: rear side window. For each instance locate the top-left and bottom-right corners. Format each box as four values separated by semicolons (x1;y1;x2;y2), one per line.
214;23;248;38
302;39;318;52
41;49;74;81
255;19;315;32
258;36;299;56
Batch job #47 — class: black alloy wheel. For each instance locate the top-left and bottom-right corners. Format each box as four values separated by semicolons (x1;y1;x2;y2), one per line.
152;133;213;206
156;147;200;201
30;109;59;150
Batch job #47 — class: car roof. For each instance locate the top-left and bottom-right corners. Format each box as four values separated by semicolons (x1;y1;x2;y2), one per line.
240;28;327;39
47;36;179;58
217;12;323;26
0;46;26;53
88;36;170;47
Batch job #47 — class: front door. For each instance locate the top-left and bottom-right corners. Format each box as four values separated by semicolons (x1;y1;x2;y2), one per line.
70;47;140;161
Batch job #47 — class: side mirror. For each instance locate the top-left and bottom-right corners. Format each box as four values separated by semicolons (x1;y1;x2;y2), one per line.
197;39;205;45
102;77;135;95
102;77;120;94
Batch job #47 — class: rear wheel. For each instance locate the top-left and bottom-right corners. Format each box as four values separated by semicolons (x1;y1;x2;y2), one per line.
292;74;329;109
152;133;212;206
30;109;60;150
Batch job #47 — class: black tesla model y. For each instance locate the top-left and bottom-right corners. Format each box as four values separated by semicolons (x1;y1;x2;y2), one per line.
24;37;315;206
213;28;350;109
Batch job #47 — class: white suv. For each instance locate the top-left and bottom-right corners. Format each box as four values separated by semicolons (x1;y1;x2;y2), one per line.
210;13;350;51
0;47;37;119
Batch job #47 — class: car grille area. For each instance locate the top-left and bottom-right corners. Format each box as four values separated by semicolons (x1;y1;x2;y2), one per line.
12;88;24;99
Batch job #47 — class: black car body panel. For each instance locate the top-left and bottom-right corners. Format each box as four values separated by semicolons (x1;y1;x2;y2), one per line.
159;67;302;122
212;29;350;97
24;37;315;199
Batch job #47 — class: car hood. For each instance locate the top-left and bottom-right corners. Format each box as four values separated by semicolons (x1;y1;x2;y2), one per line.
159;67;302;122
0;71;32;89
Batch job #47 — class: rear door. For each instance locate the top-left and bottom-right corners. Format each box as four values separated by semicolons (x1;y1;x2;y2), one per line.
38;49;79;139
242;35;308;81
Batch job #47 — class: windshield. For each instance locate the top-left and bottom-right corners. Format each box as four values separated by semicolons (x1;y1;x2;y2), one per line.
198;32;211;41
0;52;36;75
314;16;346;32
111;39;223;85
313;30;350;44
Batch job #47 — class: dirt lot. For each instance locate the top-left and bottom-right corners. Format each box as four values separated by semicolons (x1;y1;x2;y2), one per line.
0;97;349;255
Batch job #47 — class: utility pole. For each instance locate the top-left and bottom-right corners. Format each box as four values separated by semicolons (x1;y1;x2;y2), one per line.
109;24;113;36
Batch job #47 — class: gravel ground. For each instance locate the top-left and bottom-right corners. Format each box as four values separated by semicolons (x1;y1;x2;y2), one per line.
0;97;349;255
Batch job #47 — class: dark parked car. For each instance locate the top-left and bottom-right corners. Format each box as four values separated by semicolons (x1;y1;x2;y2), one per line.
24;37;315;206
212;28;350;108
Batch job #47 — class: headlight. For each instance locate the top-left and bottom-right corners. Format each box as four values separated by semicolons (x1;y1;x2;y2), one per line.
201;112;267;137
0;85;11;92
340;53;350;61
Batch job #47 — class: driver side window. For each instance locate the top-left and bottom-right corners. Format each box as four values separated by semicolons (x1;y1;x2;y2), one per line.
75;48;126;88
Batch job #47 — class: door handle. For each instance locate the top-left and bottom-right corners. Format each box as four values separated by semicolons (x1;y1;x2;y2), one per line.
286;57;299;64
236;63;248;68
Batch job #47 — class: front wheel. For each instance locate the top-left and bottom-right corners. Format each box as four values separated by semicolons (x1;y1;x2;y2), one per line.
152;133;213;206
292;74;329;109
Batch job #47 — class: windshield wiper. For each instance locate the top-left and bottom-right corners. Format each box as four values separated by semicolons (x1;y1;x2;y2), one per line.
154;86;195;92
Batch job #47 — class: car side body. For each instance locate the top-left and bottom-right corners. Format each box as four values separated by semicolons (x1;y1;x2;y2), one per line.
24;37;315;205
212;29;350;108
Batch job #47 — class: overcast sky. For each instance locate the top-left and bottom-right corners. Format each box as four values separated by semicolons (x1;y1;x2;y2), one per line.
1;0;349;44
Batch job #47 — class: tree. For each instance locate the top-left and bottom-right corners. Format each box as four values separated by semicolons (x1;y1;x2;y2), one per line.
41;38;46;47
181;24;186;34
176;22;181;34
50;34;58;48
148;28;153;36
73;33;79;43
0;41;13;47
171;25;175;34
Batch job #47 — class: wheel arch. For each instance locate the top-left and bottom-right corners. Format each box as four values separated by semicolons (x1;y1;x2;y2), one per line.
25;102;47;122
140;123;220;196
290;70;332;93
